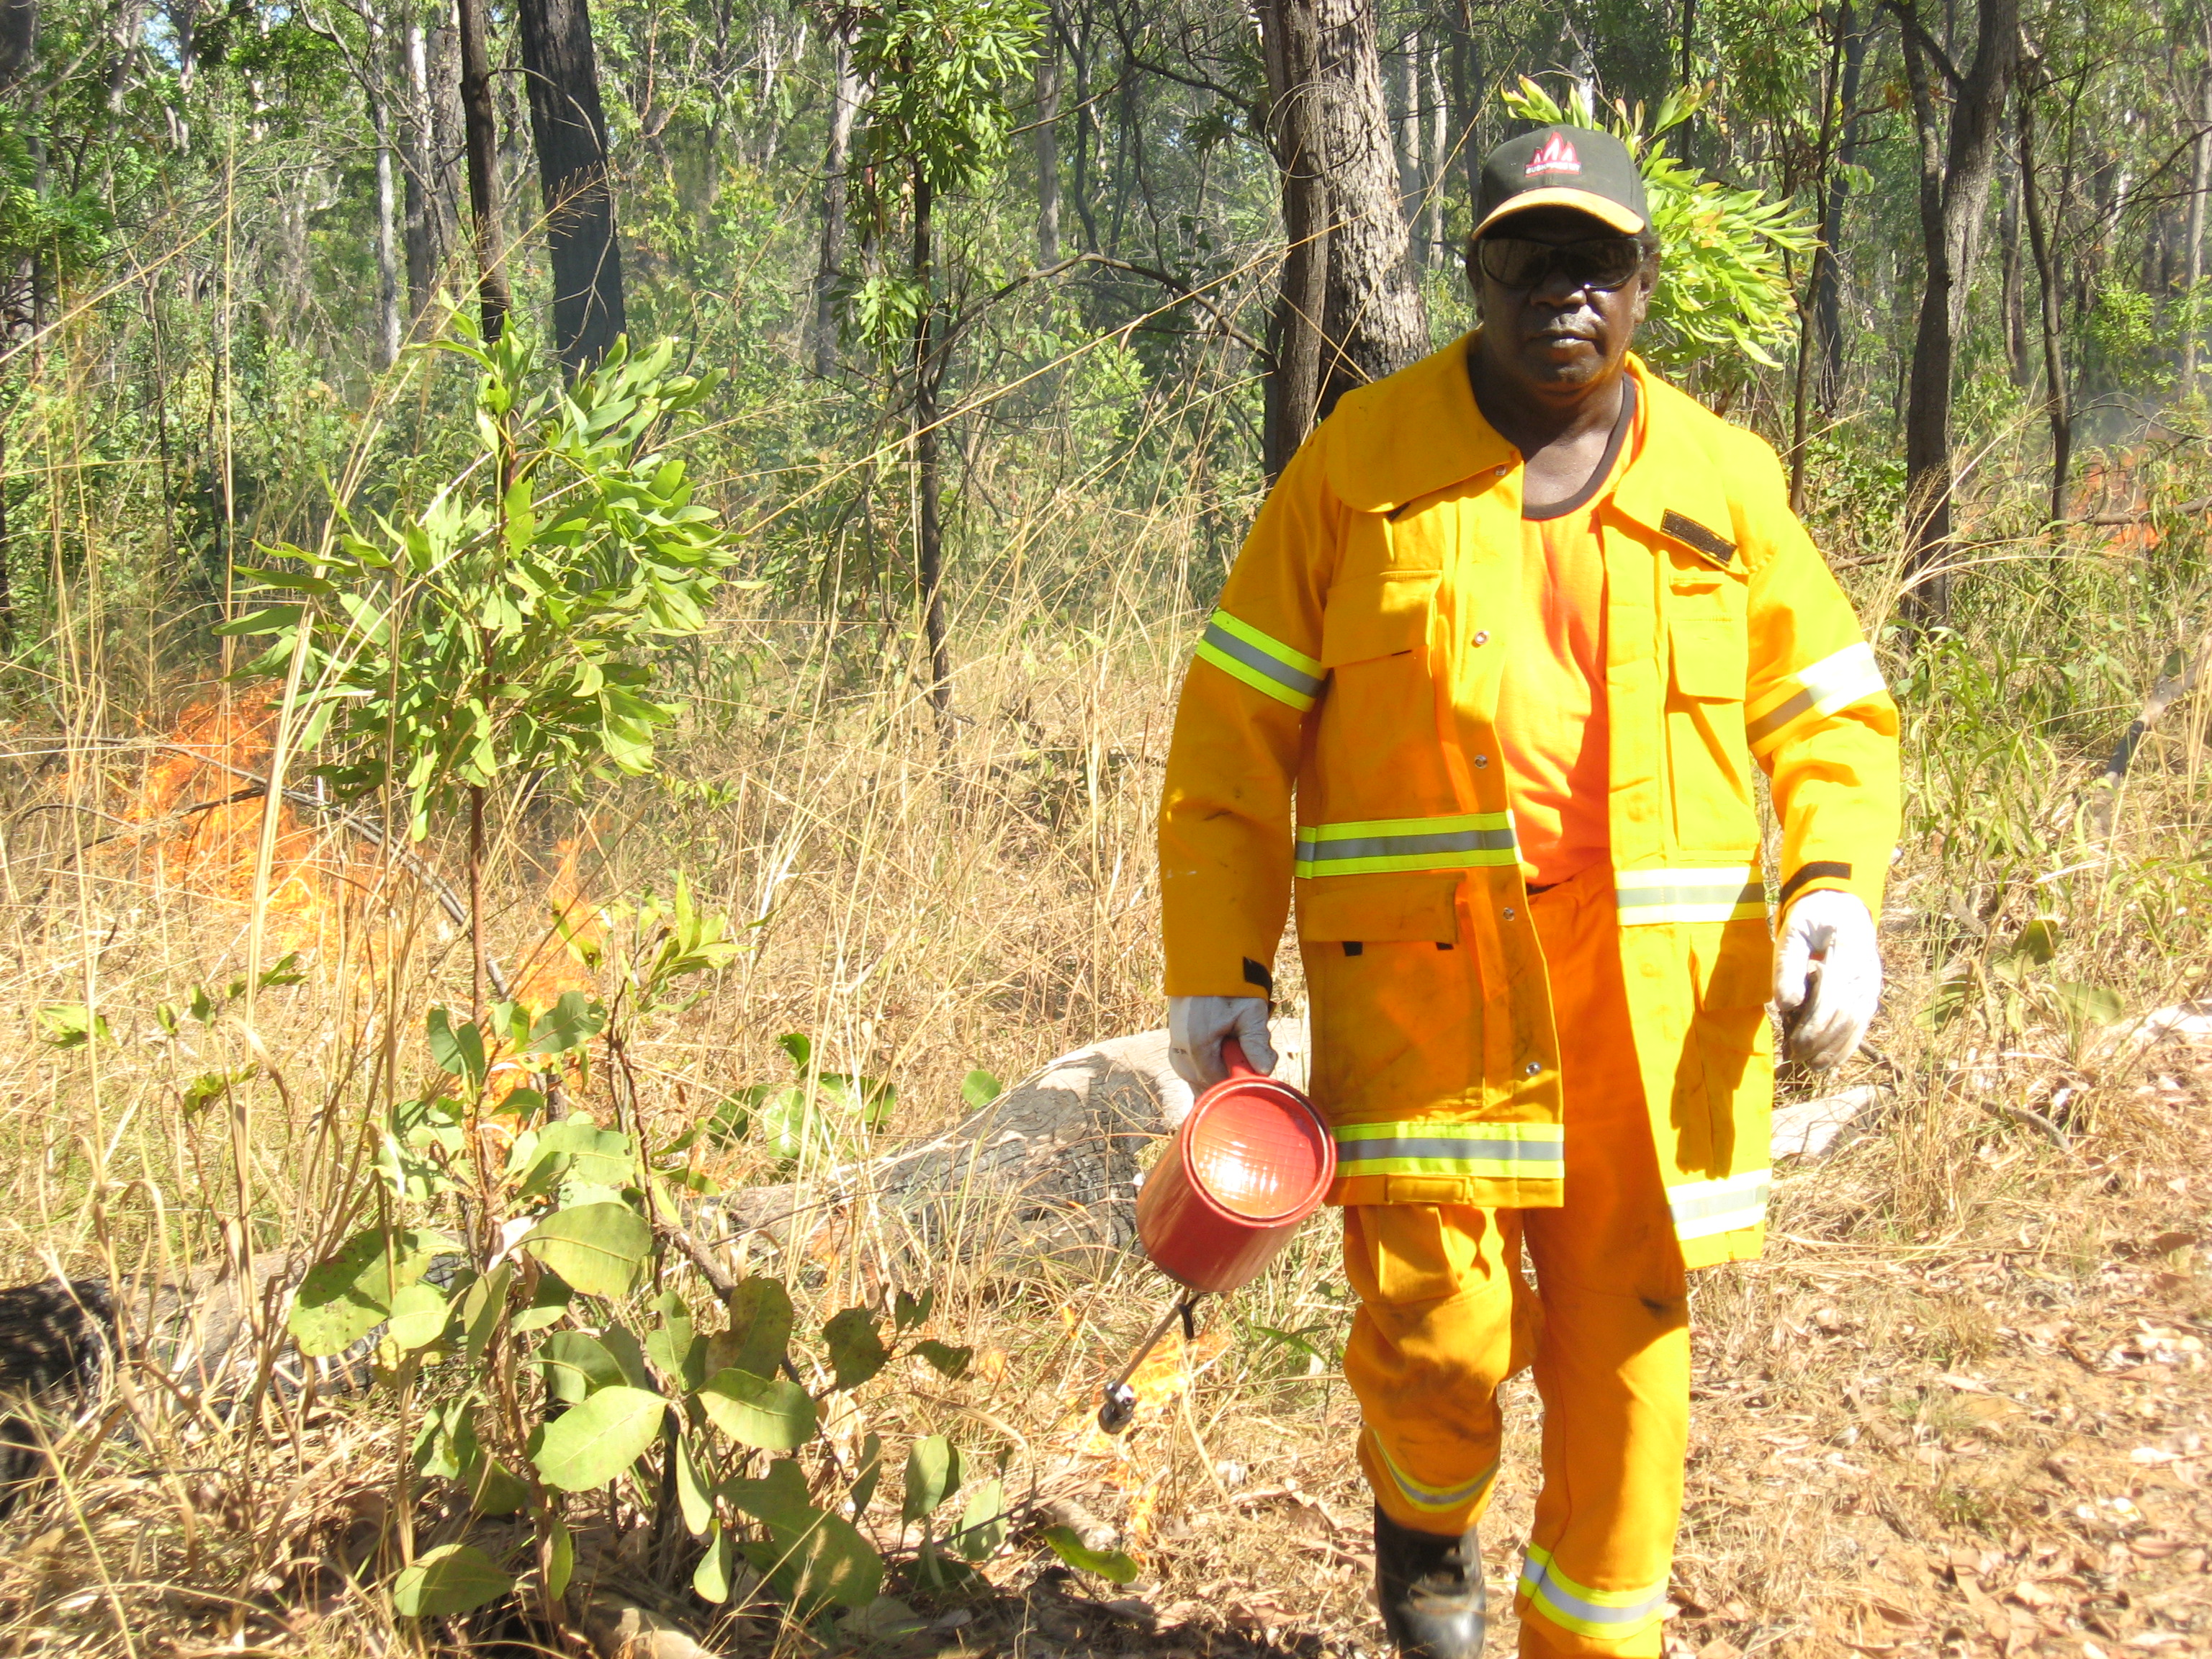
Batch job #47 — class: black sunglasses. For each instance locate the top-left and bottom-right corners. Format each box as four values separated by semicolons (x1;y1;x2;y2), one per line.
1475;234;1645;293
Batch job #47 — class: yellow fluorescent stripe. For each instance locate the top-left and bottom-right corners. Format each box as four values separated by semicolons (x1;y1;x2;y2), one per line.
1614;865;1755;891
1337;1159;1565;1179
1746;641;1889;752
1519;1545;1671;1637
1369;1431;1499;1511
1292;849;1518;876
1300;811;1511;840
1335;1120;1564;1141
1209;608;1321;676
1194;637;1316;710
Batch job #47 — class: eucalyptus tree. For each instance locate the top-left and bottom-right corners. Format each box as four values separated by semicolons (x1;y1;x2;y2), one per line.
847;0;1041;739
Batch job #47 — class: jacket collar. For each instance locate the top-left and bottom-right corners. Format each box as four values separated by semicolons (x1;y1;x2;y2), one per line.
1321;338;1735;569
1321;332;1513;514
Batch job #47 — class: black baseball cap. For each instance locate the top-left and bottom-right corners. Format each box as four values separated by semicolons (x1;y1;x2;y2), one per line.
1473;125;1649;240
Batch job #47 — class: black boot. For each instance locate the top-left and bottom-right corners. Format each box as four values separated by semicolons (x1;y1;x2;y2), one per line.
1374;1503;1488;1659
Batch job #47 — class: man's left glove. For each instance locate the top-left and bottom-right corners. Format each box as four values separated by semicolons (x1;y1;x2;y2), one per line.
1167;996;1277;1089
1773;889;1881;1070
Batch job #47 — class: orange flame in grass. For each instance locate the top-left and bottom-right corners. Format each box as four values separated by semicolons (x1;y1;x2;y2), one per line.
485;837;606;1107
128;691;369;968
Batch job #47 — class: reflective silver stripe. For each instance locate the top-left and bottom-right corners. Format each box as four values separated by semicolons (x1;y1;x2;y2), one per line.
1668;1169;1771;1241
1519;1545;1671;1637
1295;813;1517;878
1368;1430;1499;1514
1746;642;1887;754
1193;610;1323;710
1614;866;1766;926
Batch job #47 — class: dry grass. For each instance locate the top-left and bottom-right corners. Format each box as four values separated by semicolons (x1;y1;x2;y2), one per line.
1;420;2211;1659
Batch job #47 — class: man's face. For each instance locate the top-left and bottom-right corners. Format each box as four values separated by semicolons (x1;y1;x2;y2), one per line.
1468;207;1655;399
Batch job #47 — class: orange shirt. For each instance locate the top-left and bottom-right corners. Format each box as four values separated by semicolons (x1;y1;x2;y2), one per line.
1494;381;1640;887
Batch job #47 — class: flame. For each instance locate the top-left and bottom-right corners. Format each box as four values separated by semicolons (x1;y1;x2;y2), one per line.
1050;1318;1232;1553
485;837;605;1105
128;691;367;966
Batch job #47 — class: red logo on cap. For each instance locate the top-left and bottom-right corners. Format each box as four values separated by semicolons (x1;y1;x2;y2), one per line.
1524;133;1582;176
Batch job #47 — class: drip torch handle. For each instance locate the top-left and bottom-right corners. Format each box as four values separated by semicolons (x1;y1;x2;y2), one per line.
1220;1036;1258;1081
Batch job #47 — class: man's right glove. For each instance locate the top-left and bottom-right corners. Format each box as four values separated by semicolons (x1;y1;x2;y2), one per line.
1167;996;1277;1089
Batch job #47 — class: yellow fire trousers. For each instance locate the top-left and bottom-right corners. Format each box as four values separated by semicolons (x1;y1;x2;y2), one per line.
1341;866;1689;1656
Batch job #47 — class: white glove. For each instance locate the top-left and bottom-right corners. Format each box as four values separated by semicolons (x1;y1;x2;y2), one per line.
1773;889;1881;1070
1167;996;1277;1089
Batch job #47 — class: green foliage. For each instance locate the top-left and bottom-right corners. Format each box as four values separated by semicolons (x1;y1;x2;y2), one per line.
1499;78;1817;375
219;325;739;840
850;0;1043;208
712;1031;897;1165
1040;1526;1141;1584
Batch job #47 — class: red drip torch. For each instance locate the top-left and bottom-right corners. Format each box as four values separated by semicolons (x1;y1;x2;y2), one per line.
1096;1037;1336;1434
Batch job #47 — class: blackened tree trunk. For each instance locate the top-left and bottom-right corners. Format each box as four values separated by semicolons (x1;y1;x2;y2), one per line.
2018;73;2071;527
911;166;953;745
1889;0;2019;625
454;0;511;340
812;17;861;378
0;0;34;89
517;0;626;375
1257;0;1429;477
1815;4;1866;408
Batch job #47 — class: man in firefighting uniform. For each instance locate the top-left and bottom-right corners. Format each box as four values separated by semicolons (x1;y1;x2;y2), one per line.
1158;125;1899;1658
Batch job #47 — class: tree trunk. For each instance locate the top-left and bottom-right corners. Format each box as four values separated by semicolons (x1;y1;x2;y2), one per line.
401;17;458;323
2184;56;2211;389
369;11;403;372
517;0;626;374
1397;25;1423;269
1893;0;2020;626
1790;4;1851;513
1035;12;1062;266
1257;0;1430;476
1425;35;1447;273
1815;0;1866;408
812;18;860;378
454;0;511;341
2018;81;2071;527
2000;159;2029;386
911;166;953;745
0;0;35;90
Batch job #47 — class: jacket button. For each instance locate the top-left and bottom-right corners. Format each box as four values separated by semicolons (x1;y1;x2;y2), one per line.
1474;629;1490;646
1493;465;1508;477
1473;754;1489;768
1502;907;1516;920
1523;1061;1542;1077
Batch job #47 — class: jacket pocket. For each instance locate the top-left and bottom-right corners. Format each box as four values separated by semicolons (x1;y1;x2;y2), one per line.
1297;871;1461;943
1667;569;1748;702
1321;571;1440;667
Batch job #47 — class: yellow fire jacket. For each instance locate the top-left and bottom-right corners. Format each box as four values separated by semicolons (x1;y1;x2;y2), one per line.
1159;338;1901;1268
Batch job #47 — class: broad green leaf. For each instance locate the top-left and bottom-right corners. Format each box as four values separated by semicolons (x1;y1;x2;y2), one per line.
521;1202;650;1299
529;1385;667;1490
2051;979;2126;1026
697;1367;817;1450
387;1281;451;1352
914;1339;971;1380
951;1475;1006;1562
37;1004;110;1051
598;1322;657;1390
461;1449;530;1516
902;1435;961;1524
539;1330;626;1402
722;1456;814;1532
892;1288;932;1331
518;1118;633;1199
2005;918;2061;966
391;1542;515;1617
460;1262;511;1365
648;1291;703;1388
547;1517;575;1599
849;1431;884;1517
693;1521;733;1603
708;1275;793;1379
513;1268;573;1331
776;1031;812;1070
287;1228;453;1357
675;1431;714;1535
781;1510;884;1611
527;991;608;1056
1039;1525;1140;1585
823;1306;888;1390
960;1069;1001;1110
426;1006;487;1087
